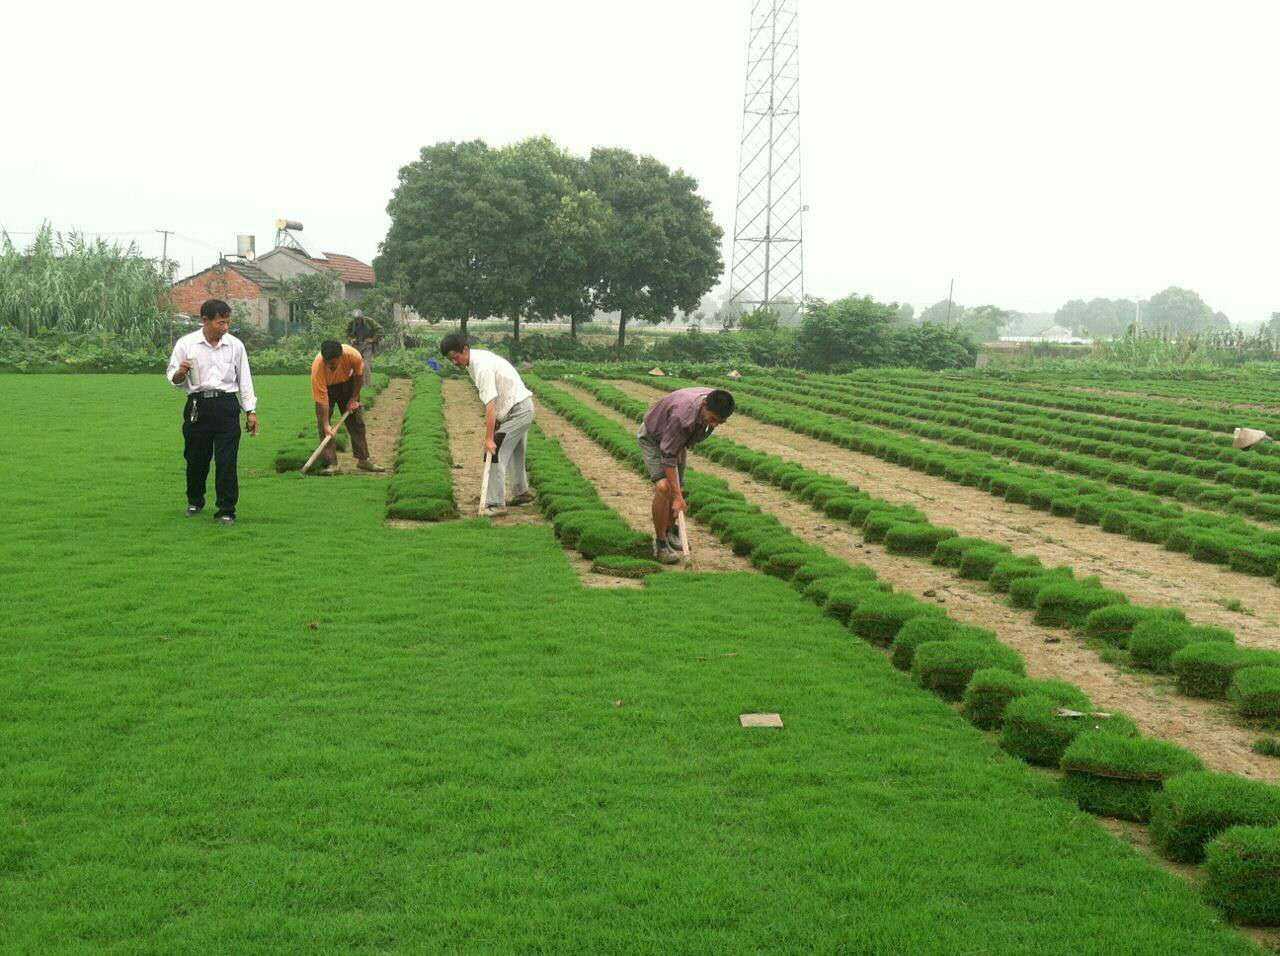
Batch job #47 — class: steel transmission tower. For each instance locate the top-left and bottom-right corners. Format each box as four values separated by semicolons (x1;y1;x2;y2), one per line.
727;0;805;324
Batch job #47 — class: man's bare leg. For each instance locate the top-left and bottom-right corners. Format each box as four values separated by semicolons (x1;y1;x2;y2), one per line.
652;477;675;541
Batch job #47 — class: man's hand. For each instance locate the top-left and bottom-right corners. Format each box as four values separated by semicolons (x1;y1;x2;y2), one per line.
325;424;338;440
672;493;687;514
485;436;498;456
246;412;260;437
346;399;361;413
172;359;192;384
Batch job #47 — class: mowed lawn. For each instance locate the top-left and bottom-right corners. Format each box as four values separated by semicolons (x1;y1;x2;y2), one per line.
0;376;1255;953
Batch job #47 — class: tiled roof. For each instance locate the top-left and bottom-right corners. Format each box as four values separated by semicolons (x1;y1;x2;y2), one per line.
226;260;280;289
317;253;376;286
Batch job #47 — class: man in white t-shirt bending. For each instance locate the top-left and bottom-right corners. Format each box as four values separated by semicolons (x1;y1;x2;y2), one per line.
440;334;536;516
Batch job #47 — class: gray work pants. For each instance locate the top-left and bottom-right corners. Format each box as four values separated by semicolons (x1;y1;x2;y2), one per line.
488;398;534;507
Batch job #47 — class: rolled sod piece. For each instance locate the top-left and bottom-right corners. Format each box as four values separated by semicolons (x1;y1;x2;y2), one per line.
961;672;1092;732
1001;694;1138;767
883;522;958;557
386;497;456;521
577;524;651;560
764;551;813;581
958;545;1014;581
803;569;881;609
822;496;861;520
1060;734;1203;822
848;595;946;647
1172;643;1280;699
931;537;995;568
863;510;918;543
1008;570;1076;610
988;557;1046;593
728;525;790;557
791;556;856;588
1230;666;1280;722
1083;605;1186;649
1131;620;1235;674
590;555;664;578
750;536;808;569
1229;543;1280;578
913;640;1025;701
1150;771;1280;864
1032;582;1127;629
823;580;887;624
890;617;991;672
1204;826;1280;926
553;508;610;547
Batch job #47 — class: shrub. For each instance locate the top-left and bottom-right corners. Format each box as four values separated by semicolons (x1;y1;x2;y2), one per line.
1149;771;1280;864
1173;643;1280;699
1083;605;1186;648
883;523;957;557
1032;583;1126;629
1131;620;1234;673
1230;667;1280;723
1000;694;1138;767
848;595;945;646
913;640;1025;701
1060;734;1202;821
1204;826;1280;925
890;617;992;672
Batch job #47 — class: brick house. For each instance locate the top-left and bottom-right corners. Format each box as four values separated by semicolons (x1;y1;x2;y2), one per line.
254;246;376;302
168;260;286;331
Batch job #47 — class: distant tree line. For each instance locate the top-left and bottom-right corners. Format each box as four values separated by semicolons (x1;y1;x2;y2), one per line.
375;138;723;350
1055;287;1230;338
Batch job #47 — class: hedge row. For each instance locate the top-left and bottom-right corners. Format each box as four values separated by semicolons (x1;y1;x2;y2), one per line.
272;372;391;472
385;375;457;521
542;370;1280;926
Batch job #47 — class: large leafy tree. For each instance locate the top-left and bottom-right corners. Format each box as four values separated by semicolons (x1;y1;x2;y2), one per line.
376;140;518;335
1141;286;1228;335
795;294;901;371
1055;297;1137;338
585;148;723;349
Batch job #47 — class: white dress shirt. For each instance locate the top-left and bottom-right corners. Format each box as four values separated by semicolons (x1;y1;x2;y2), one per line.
165;330;258;413
467;348;532;421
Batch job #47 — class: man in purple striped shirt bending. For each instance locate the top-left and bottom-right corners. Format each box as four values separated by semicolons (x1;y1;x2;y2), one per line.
637;387;736;563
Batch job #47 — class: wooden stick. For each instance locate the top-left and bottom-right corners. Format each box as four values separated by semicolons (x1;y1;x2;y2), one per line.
478;451;493;516
676;512;691;559
300;410;353;474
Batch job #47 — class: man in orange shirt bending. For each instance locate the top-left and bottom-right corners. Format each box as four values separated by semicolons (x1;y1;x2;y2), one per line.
311;340;386;475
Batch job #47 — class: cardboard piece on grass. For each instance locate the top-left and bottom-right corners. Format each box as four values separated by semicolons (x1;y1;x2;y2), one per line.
648;367;666;377
1233;427;1270;450
740;713;783;728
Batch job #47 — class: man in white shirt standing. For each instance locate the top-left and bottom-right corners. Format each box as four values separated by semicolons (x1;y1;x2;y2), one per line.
440;334;535;516
166;299;260;524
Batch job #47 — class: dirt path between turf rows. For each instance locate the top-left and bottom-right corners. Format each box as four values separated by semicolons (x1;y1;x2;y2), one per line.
610;379;1280;651
535;403;754;574
329;377;413;477
433;377;640;589
555;381;1279;782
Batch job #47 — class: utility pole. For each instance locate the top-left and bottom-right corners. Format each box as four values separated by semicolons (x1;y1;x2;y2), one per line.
945;278;955;324
156;229;174;282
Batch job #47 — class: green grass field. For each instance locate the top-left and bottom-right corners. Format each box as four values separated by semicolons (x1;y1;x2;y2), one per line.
0;375;1258;952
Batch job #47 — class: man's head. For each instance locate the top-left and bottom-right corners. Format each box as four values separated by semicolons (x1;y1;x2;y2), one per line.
440;333;471;368
320;340;344;371
199;299;232;342
701;389;735;429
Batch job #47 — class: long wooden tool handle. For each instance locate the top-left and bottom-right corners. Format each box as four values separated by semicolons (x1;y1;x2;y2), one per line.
478;451;493;516
301;410;353;473
676;511;691;558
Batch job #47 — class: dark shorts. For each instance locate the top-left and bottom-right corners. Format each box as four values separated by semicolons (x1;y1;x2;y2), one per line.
638;430;684;484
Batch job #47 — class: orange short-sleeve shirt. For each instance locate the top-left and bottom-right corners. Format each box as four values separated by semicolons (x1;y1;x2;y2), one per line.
311;344;364;403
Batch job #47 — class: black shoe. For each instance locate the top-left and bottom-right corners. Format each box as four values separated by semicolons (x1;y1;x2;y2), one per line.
216;514;236;526
186;505;203;517
665;528;684;552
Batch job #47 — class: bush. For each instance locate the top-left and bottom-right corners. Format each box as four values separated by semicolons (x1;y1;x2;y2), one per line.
1230;667;1280;723
883;523;957;557
913;640;1025;701
1083;605;1186;648
1204;826;1280;925
961;672;1091;731
1149;771;1280;864
1060;734;1202;821
1000;694;1138;767
1032;582;1126;629
1173;643;1280;699
1129;621;1234;674
848;595;945;646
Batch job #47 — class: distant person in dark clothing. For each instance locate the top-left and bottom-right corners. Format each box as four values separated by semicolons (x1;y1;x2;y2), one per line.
637;387;735;563
166;299;260;525
348;310;380;386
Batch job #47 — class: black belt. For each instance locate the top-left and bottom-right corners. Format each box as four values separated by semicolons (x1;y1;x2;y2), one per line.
192;390;235;399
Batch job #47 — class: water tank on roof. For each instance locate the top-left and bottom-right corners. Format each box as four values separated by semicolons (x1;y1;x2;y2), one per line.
236;234;256;258
275;219;304;232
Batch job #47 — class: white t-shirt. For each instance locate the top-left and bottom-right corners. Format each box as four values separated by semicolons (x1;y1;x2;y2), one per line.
467;349;532;421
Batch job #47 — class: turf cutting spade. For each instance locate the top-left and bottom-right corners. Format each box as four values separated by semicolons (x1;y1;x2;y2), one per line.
477;432;506;515
676;511;692;560
301;410;353;474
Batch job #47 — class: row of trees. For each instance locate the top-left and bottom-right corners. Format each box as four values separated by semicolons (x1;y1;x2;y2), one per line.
1056;287;1230;338
375;138;723;349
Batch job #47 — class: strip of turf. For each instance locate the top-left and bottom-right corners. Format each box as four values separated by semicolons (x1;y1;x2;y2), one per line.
0;374;1256;952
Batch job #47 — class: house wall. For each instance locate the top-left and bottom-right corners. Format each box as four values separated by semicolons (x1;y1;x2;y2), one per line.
255;249;325;283
169;266;270;329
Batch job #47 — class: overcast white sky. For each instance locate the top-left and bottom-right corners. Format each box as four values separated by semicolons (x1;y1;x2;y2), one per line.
5;1;1277;323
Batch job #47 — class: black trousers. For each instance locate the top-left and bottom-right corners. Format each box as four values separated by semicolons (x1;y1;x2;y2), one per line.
182;393;242;516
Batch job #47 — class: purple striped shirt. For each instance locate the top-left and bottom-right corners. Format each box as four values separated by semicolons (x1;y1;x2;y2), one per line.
640;387;715;467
